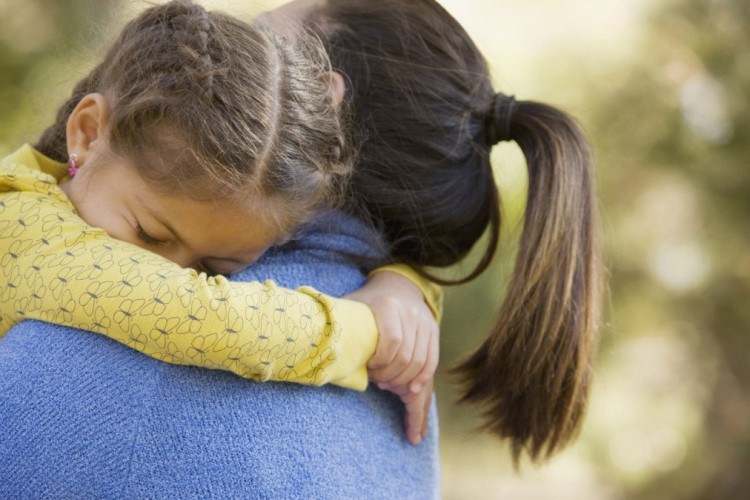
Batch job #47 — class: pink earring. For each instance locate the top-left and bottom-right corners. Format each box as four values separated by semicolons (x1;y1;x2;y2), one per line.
68;153;79;177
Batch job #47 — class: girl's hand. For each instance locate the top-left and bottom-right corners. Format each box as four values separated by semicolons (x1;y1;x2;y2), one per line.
389;379;434;445
344;270;439;444
345;270;440;395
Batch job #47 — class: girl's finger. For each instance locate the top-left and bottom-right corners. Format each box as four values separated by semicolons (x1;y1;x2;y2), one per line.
386;316;431;388
421;387;433;438
366;298;403;370
372;313;416;383
404;397;425;446
409;324;439;393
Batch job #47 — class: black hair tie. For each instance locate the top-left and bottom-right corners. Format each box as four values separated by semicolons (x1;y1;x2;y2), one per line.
486;93;516;145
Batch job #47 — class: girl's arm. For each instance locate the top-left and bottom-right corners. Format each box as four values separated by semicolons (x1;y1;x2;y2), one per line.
1;189;443;392
346;269;441;445
1;189;377;389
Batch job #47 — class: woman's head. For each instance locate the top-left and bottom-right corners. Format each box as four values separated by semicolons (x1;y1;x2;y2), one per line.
269;0;603;464
273;0;496;272
37;0;352;266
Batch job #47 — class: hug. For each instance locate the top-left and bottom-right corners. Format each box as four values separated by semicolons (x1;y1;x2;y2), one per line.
0;1;601;497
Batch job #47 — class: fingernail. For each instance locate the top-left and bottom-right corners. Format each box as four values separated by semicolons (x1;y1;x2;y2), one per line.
410;382;422;393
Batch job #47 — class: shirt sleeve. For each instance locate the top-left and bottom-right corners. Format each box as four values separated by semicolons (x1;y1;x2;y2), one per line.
0;190;378;391
368;264;444;323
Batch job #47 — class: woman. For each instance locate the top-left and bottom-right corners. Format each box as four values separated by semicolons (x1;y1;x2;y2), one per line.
0;0;600;496
0;4;440;497
275;0;600;465
0;212;440;497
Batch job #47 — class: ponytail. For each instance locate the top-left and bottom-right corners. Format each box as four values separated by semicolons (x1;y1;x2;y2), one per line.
311;0;602;464
453;95;602;464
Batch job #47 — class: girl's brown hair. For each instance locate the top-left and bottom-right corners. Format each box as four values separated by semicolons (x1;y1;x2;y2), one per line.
311;0;602;464
37;0;351;233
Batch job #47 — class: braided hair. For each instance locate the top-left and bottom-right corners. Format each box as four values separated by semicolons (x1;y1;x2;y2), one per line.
37;0;352;233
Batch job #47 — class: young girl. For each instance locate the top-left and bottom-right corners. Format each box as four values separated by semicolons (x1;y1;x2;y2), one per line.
265;0;603;464
0;0;440;438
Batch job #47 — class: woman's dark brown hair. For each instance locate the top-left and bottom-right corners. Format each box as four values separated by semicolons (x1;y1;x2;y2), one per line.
310;0;602;464
36;0;352;234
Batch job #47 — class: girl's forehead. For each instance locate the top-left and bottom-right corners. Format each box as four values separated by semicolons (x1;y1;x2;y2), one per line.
102;156;280;264
139;187;282;257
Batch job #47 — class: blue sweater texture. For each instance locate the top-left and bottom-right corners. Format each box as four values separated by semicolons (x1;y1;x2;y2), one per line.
0;212;440;499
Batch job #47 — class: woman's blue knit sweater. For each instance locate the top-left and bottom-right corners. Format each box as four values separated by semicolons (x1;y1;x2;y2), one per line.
0;213;440;499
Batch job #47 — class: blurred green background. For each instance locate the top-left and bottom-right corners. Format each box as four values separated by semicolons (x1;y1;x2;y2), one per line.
1;0;748;498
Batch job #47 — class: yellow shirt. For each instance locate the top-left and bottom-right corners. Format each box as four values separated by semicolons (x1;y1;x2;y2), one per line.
0;145;441;390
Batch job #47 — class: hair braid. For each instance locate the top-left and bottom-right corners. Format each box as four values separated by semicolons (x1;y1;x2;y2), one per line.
169;2;215;103
252;26;353;219
36;0;354;236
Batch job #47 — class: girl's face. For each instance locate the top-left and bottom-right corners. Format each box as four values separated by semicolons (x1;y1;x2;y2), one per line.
61;151;282;275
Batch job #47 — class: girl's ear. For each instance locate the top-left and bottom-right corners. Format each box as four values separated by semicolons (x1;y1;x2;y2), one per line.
65;93;109;164
321;71;346;105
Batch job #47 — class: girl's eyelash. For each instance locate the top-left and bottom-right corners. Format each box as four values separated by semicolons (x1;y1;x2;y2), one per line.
135;223;165;247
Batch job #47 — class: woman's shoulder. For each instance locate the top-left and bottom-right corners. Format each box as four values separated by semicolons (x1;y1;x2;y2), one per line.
0;210;440;498
0;320;440;498
0;320;164;494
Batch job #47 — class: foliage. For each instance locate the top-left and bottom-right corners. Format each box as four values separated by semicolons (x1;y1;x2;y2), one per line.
588;0;750;497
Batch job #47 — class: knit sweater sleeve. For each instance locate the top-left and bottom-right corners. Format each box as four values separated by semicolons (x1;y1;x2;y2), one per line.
0;187;377;391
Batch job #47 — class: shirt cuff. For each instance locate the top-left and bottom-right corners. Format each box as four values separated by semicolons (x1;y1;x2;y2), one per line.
298;287;378;391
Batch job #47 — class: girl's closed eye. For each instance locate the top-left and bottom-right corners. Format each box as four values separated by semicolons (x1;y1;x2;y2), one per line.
135;222;166;247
